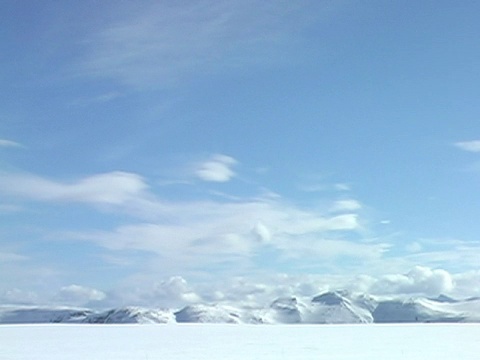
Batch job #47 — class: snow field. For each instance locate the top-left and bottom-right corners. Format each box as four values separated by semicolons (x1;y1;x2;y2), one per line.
1;324;479;360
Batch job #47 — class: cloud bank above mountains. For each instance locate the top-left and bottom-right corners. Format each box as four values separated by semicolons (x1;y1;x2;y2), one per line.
1;267;479;310
1;149;480;308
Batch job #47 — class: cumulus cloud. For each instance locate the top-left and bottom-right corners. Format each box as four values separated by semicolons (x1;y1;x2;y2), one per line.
49;267;480;309
0;139;24;148
454;140;480;152
150;276;201;305
102;276;201;308
371;266;454;296
0;171;147;205
55;285;106;305
197;269;478;308
194;154;237;182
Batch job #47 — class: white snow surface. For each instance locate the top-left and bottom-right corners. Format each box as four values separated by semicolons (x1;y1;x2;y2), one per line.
0;323;479;360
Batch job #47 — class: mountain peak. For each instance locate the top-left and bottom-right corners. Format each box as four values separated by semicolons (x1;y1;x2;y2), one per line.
429;294;458;303
311;291;350;306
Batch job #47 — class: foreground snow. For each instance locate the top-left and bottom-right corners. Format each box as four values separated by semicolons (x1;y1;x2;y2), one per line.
1;324;479;360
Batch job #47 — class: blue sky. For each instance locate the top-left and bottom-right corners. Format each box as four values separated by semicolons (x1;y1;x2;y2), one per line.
1;1;480;307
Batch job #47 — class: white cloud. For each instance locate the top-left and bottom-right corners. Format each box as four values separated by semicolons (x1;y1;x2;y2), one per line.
174;268;480;307
283;213;360;234
0;171;147;205
5;268;480;309
0;139;23;148
148;276;201;306
252;221;272;244
399;238;480;270
73;268;480;308
371;266;454;296
330;199;362;212
0;167;390;301
454;140;480;152
55;285;106;305
334;183;351;191
101;276;201;308
0;170;365;267
70;202;370;275
194;154;237;182
37;171;367;273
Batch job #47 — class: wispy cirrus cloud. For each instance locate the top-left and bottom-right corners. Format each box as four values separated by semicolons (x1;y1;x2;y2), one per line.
69;198;370;275
0;171;147;205
454;140;480;152
0;139;24;148
0;164;376;274
0;251;28;262
80;1;333;89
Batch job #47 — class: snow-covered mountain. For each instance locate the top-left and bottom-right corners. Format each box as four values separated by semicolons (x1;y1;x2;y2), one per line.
266;296;303;324
373;299;463;323
1;292;480;325
0;305;173;324
306;291;373;323
84;307;174;324
0;305;92;324
174;304;242;324
373;296;480;323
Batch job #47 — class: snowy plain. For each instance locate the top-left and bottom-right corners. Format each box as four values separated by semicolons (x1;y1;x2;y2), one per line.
1;324;479;360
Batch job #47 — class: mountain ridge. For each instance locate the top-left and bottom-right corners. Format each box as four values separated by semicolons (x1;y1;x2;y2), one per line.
1;292;479;324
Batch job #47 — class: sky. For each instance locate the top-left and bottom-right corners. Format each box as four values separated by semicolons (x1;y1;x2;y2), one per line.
1;0;480;308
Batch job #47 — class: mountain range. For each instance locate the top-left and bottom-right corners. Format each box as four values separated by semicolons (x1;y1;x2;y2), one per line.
1;291;479;324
